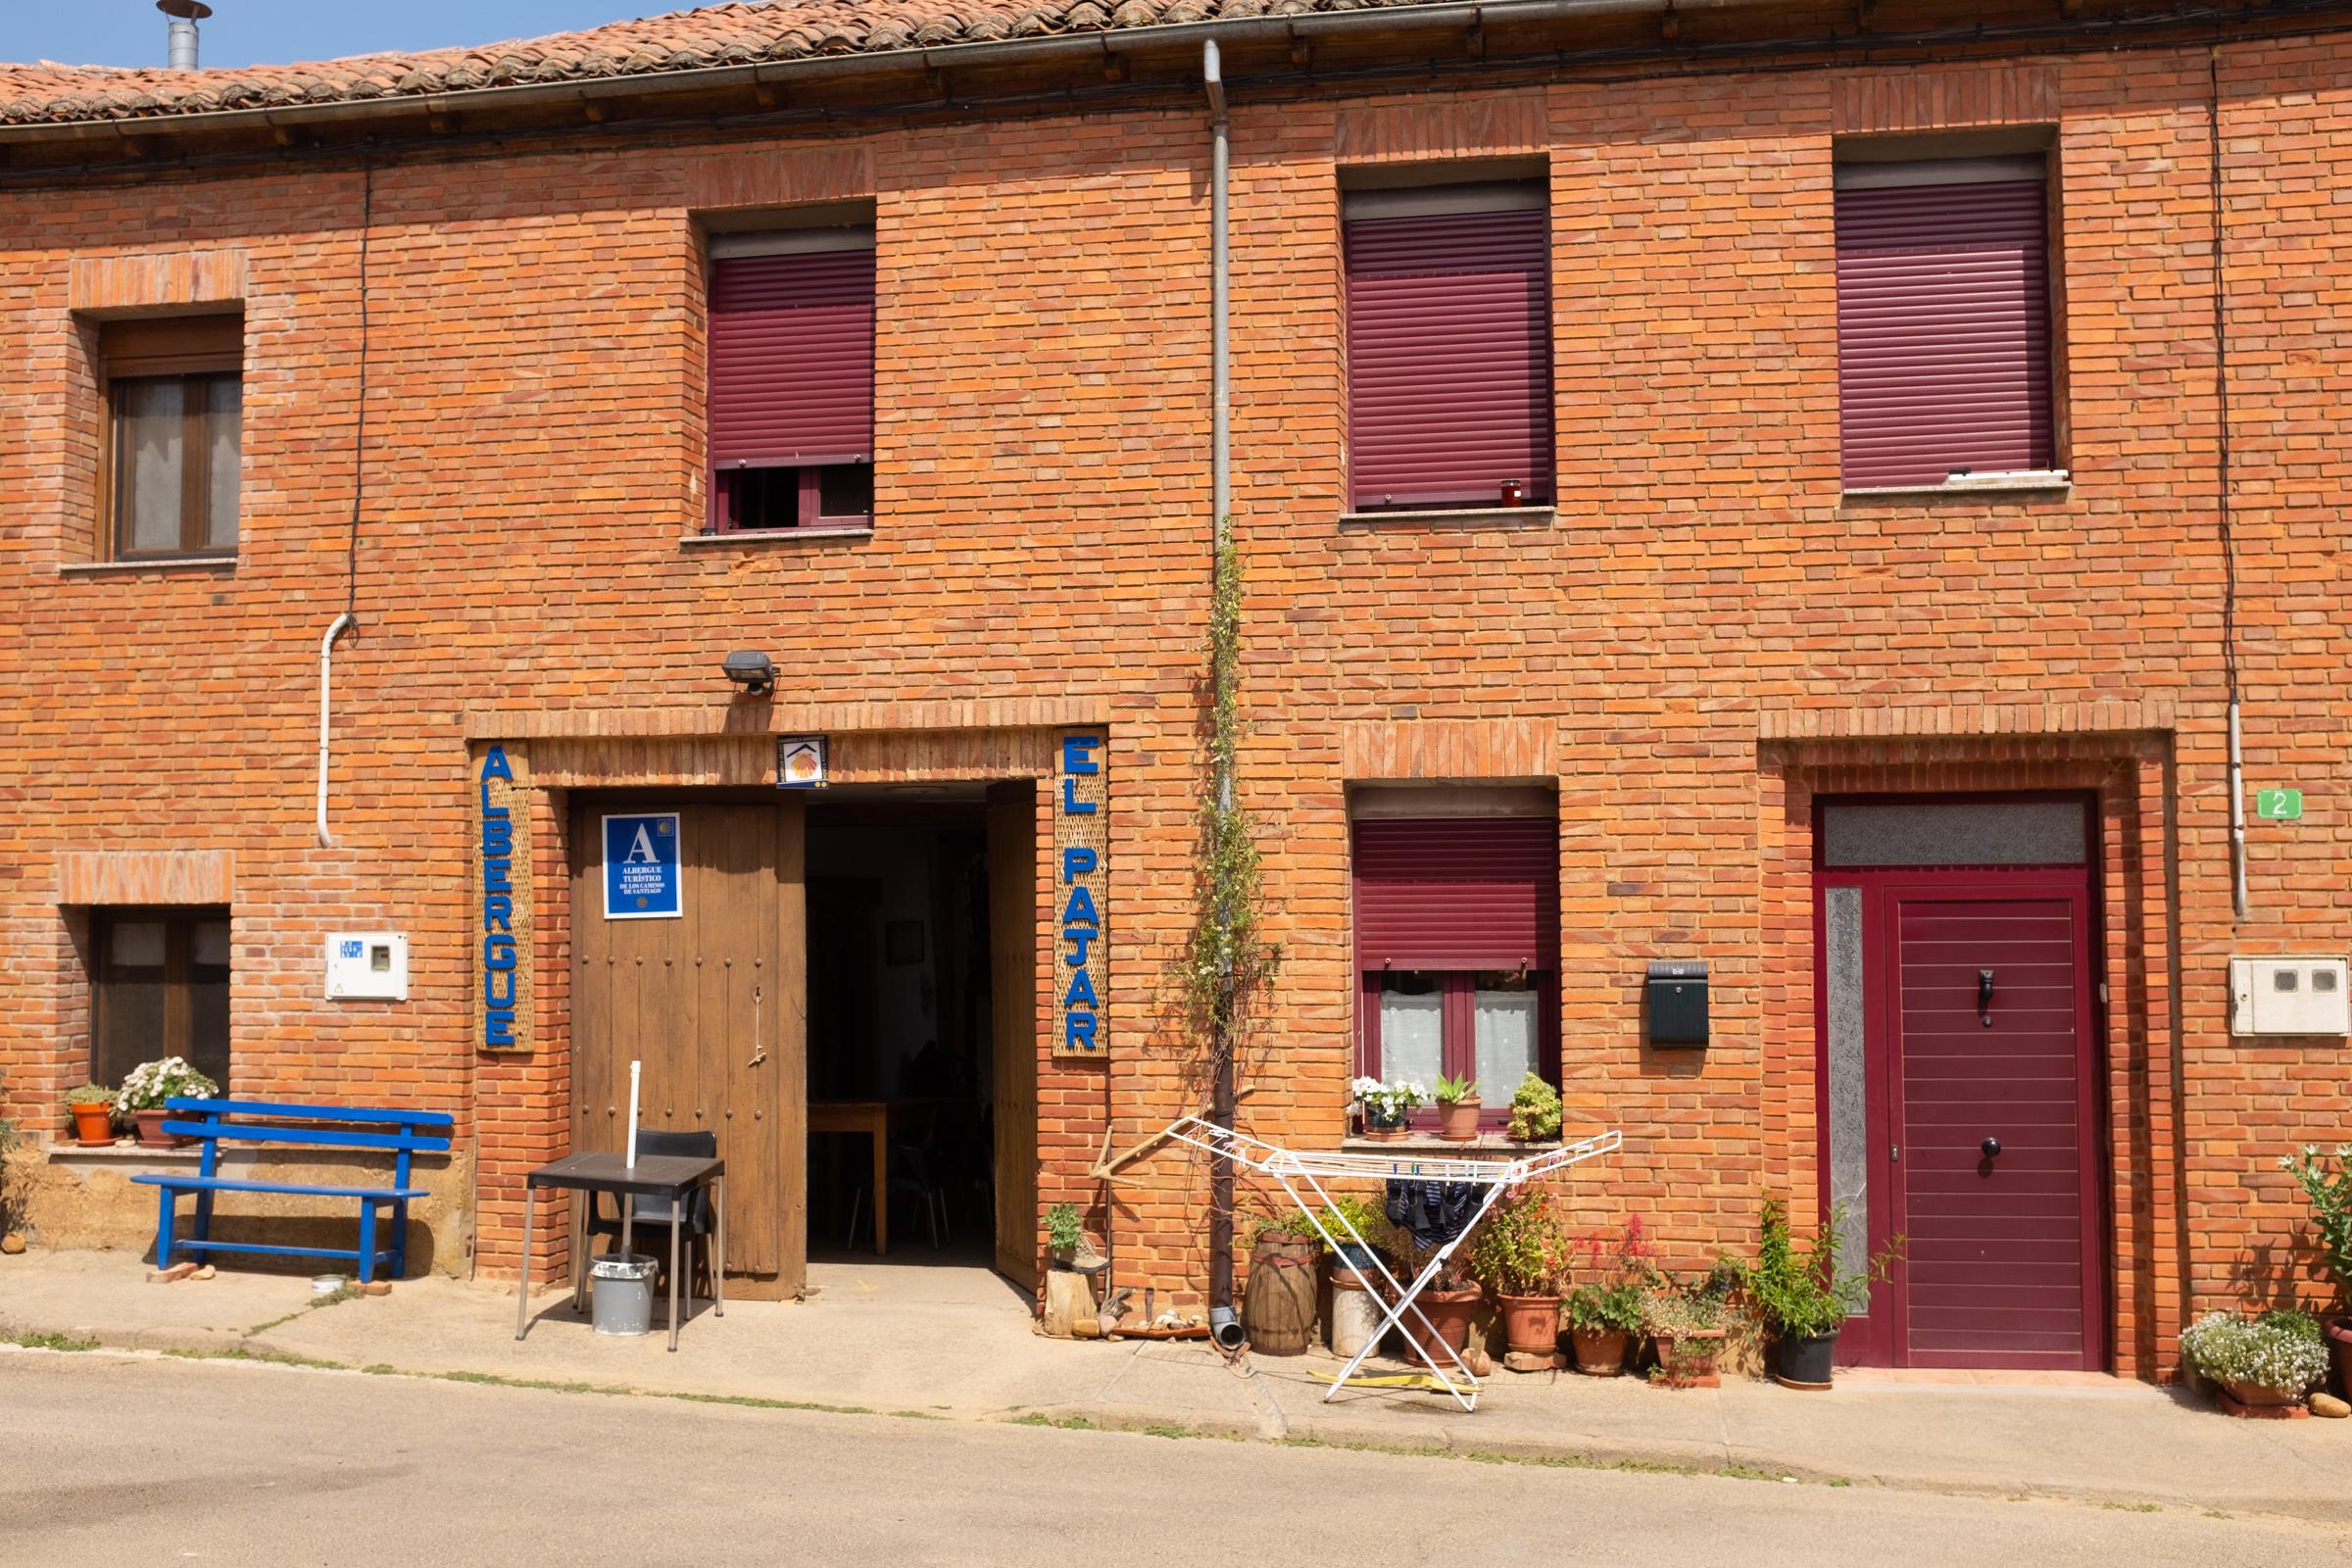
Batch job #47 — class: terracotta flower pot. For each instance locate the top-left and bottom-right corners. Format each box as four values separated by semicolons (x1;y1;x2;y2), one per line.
2221;1376;2304;1410
1570;1326;1630;1376
1651;1328;1727;1389
1496;1293;1562;1356
132;1108;188;1150
70;1102;115;1147
1361;1106;1409;1142
1397;1284;1482;1360
1435;1099;1481;1142
2328;1316;2352;1399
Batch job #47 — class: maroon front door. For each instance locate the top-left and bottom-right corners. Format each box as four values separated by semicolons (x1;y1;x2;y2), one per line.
1820;858;2104;1371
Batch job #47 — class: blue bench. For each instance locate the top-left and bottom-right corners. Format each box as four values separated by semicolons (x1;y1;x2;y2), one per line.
129;1097;455;1282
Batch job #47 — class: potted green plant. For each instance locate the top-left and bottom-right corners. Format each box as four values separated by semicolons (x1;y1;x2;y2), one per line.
2279;1145;2352;1394
1504;1072;1561;1143
1392;1239;1483;1361
1642;1268;1733;1388
1351;1076;1425;1140
1563;1217;1652;1375
2181;1309;2329;1416
1433;1073;1481;1143
1745;1196;1897;1390
67;1084;117;1148
1467;1188;1569;1356
115;1058;217;1149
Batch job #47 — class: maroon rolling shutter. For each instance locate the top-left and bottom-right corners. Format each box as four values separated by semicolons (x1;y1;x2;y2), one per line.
1345;207;1552;510
1352;817;1558;970
1836;179;2053;489
708;248;875;468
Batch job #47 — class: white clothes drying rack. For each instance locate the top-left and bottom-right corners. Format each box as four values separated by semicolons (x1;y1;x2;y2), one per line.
1163;1116;1621;1411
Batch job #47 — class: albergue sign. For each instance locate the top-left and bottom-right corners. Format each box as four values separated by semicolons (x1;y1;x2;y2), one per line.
479;744;520;1050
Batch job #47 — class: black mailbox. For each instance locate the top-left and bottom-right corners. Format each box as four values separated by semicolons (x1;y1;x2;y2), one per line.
1646;960;1709;1048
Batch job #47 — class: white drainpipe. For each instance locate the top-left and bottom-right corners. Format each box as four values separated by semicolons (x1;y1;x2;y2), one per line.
317;613;356;848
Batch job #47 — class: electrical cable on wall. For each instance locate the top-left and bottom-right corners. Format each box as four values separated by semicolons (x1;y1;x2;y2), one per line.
2210;46;2246;920
318;158;372;849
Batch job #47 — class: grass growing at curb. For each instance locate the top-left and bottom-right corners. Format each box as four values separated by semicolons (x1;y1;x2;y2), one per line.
243;1285;360;1339
11;1331;100;1352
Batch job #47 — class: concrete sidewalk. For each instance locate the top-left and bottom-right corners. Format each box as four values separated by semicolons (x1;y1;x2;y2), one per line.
3;1249;2343;1525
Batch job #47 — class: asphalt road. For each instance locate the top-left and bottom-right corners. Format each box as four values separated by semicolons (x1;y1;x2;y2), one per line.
1;1348;2343;1567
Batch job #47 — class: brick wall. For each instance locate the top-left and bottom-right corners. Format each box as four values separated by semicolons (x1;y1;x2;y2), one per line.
2;32;2347;1373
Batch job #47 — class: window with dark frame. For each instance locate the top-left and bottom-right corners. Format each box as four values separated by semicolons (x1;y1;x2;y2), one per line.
706;225;876;532
1834;152;2058;489
1351;811;1560;1129
90;908;230;1093
1342;181;1554;514
100;315;243;559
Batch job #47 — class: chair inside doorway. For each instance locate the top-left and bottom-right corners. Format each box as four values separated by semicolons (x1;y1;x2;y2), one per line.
806;791;1005;1267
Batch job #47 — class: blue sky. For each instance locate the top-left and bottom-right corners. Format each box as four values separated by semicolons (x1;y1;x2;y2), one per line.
3;1;664;70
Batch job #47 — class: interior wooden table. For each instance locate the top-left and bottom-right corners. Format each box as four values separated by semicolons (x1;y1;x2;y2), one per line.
808;1101;890;1254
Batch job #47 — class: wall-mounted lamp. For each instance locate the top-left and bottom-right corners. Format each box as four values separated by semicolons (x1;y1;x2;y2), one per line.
722;650;776;698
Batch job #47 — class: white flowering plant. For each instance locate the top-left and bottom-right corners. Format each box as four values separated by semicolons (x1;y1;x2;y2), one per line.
2180;1310;2328;1395
114;1057;219;1117
1351;1076;1428;1123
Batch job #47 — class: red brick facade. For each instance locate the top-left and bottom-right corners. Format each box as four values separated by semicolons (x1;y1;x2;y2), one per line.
3;11;2348;1378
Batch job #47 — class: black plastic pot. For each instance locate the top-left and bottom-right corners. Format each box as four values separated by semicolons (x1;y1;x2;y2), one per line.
1776;1330;1838;1389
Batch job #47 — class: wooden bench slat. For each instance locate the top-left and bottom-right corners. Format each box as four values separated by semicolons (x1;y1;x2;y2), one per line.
130;1175;425;1200
165;1097;454;1129
158;1119;451;1153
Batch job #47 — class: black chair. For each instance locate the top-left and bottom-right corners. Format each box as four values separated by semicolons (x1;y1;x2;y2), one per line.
584;1129;719;1297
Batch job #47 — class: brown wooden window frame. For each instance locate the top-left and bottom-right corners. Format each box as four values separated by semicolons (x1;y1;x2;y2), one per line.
98;315;244;562
89;906;232;1093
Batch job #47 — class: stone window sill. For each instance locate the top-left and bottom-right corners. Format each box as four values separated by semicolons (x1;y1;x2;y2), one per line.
1338;1132;1562;1156
46;1141;203;1162
1842;471;2071;500
680;526;874;547
1340;506;1556;530
59;556;238;575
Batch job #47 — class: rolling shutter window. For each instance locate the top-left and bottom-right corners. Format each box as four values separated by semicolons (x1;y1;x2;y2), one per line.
1836;171;2054;489
1344;199;1552;511
708;244;876;469
1352;816;1559;971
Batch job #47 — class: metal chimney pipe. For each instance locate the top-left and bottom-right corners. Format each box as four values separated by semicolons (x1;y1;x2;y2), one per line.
158;1;214;71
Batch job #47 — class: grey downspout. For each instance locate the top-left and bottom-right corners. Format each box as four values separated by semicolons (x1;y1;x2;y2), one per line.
1202;39;1242;1343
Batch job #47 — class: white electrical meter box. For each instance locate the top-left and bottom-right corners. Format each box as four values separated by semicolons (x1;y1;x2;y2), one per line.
2230;956;2350;1037
325;933;410;1001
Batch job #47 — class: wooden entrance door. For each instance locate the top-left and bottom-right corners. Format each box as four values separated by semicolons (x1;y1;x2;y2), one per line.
987;783;1039;1291
570;799;807;1298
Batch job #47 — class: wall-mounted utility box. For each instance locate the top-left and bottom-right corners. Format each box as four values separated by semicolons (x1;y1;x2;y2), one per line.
1646;960;1709;1048
325;933;409;1001
2230;956;2349;1037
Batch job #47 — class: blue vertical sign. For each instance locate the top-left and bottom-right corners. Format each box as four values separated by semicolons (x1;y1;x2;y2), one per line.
1059;733;1103;1054
603;812;683;920
480;745;517;1049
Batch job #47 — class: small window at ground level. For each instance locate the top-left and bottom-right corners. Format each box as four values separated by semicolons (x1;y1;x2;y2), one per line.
91;908;229;1092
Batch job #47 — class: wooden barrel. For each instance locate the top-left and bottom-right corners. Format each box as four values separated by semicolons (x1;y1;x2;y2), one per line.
1243;1235;1319;1355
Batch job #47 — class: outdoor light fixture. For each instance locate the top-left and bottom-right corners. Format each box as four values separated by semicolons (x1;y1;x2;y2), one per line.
721;651;776;697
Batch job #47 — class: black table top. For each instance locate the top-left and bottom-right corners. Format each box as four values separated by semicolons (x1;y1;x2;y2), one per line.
525;1151;723;1199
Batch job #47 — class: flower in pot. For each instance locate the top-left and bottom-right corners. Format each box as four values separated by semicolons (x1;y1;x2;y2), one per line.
1351;1076;1426;1140
67;1084;119;1148
1563;1217;1653;1375
1641;1271;1732;1389
2278;1146;2352;1396
2181;1309;2329;1415
1504;1072;1561;1144
114;1058;217;1150
1744;1197;1898;1390
1467;1188;1569;1357
1432;1073;1481;1143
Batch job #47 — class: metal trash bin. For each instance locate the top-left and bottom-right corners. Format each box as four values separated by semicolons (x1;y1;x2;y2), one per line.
590;1253;658;1337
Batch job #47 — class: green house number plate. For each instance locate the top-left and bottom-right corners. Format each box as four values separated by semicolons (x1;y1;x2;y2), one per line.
2257;788;2304;821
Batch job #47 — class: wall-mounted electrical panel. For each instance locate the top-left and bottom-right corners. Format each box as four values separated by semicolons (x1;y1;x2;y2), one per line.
2230;956;2350;1037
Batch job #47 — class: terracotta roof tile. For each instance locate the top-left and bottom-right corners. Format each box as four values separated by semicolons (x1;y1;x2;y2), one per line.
1;0;1454;126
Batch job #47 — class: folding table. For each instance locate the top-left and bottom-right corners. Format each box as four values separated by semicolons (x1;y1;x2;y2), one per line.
1164;1116;1621;1411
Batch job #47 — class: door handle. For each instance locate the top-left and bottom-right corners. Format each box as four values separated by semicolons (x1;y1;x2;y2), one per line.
1981;1137;2002;1159
1978;968;1995;1028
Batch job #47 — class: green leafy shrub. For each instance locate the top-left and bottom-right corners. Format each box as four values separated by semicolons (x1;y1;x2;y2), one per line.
1252;1195;1388;1252
1641;1272;1729;1337
1504;1074;1561;1143
1566;1280;1644;1334
1045;1202;1084;1252
67;1084;114;1106
1467;1188;1568;1297
1744;1197;1897;1342
2280;1146;2352;1308
2182;1311;2328;1393
1432;1073;1479;1106
1564;1216;1652;1334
